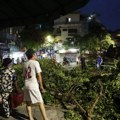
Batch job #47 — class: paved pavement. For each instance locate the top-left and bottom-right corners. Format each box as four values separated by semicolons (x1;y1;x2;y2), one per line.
0;103;65;120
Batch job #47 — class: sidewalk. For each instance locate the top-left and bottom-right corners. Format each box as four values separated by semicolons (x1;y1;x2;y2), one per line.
0;104;65;120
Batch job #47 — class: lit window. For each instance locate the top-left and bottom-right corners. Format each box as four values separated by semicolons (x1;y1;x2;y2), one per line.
39;24;42;29
68;18;71;22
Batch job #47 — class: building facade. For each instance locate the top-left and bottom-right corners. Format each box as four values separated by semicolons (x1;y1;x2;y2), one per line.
53;12;88;42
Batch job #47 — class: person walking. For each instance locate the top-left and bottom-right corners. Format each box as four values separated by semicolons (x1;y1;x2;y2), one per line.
23;48;49;120
0;58;19;118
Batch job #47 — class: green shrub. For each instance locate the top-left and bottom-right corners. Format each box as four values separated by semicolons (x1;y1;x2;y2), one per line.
12;58;120;120
13;64;24;88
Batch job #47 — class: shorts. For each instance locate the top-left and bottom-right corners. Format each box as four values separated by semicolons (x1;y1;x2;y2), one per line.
24;89;43;104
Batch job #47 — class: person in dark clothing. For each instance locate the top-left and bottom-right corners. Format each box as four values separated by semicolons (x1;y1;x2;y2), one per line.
63;55;70;65
80;54;87;70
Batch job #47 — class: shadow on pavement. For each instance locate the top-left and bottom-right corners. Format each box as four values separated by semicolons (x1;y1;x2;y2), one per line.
0;104;29;120
0;104;5;118
11;109;29;120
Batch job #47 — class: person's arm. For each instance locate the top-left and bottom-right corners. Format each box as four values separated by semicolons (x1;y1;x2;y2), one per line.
37;72;45;93
35;61;45;93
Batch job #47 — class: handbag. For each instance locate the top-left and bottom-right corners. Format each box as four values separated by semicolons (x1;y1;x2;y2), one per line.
10;90;24;109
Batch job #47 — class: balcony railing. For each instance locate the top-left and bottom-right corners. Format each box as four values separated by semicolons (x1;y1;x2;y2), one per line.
54;21;82;26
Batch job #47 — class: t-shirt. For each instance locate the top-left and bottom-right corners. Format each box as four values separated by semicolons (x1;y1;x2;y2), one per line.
23;60;42;90
97;57;103;64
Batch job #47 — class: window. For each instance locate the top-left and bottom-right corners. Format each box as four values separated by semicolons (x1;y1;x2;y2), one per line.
66;18;71;23
68;18;71;22
56;28;61;33
68;29;77;33
62;29;67;31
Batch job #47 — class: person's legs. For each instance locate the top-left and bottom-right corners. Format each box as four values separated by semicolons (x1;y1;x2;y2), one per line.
38;102;48;120
97;63;100;69
26;101;34;120
1;93;10;118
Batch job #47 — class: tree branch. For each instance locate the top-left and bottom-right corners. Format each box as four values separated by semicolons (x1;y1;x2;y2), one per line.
71;96;86;115
88;81;103;118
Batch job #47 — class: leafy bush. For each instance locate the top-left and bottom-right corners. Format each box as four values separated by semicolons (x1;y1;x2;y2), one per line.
39;59;120;120
65;110;82;120
12;58;120;120
13;64;24;88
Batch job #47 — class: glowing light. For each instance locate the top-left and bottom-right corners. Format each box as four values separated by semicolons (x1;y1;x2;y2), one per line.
117;34;120;37
68;48;79;53
59;49;66;53
46;35;54;43
9;52;24;64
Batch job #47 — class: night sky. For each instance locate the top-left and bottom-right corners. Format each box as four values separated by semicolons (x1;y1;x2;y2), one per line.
79;0;120;31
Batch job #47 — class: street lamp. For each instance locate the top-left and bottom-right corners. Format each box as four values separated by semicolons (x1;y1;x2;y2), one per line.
87;14;96;22
45;35;54;46
46;35;53;43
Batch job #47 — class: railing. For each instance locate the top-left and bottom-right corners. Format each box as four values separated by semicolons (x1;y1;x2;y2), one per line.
54;21;82;26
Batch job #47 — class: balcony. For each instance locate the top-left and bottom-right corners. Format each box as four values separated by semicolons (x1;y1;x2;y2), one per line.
54;21;82;26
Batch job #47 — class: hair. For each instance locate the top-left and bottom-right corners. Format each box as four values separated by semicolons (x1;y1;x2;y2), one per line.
25;48;35;60
26;54;33;60
2;58;12;67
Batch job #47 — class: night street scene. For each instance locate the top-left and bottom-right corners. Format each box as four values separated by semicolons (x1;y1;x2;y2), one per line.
0;0;120;120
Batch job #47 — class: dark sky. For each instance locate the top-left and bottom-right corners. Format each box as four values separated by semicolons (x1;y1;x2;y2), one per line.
79;0;120;31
